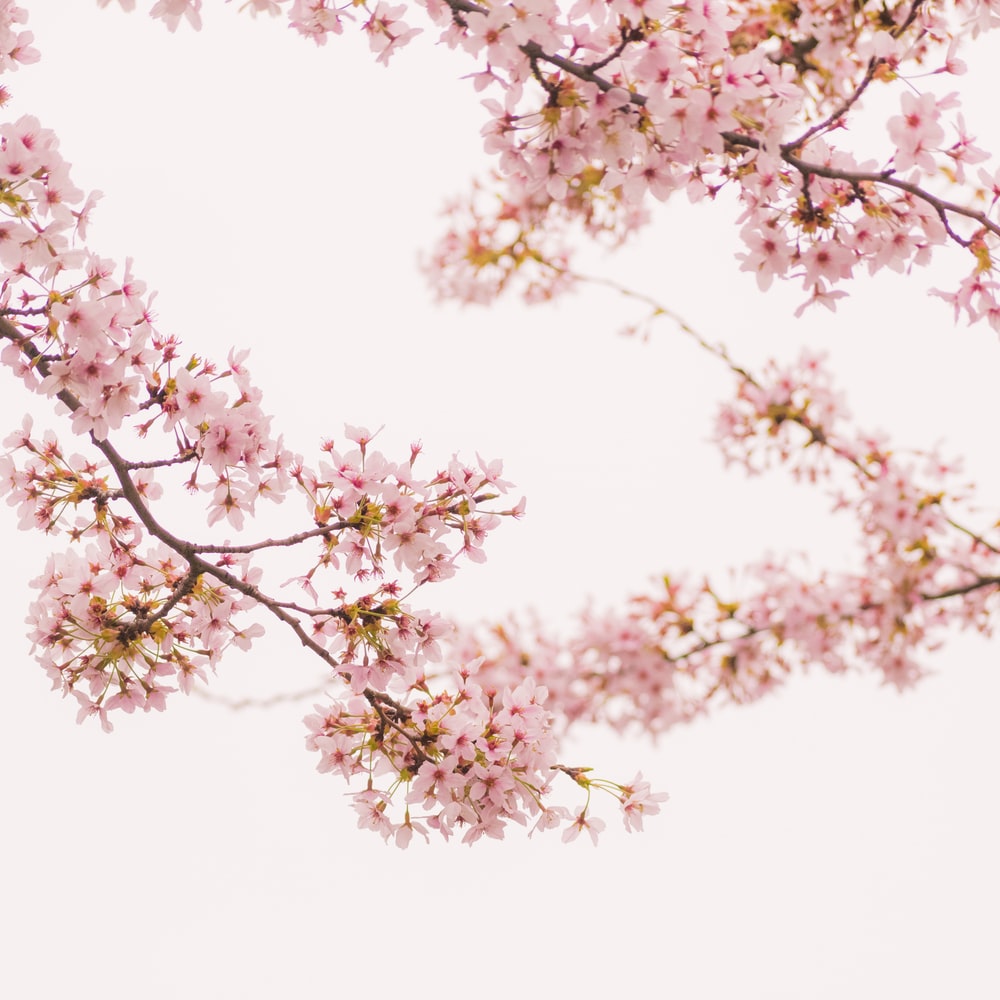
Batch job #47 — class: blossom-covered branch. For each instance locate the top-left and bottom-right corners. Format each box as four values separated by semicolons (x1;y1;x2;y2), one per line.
66;0;1000;834
0;2;669;844
442;279;1000;734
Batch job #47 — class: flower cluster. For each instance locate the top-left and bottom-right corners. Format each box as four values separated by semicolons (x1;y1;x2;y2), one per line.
25;537;262;733
231;0;998;323
107;0;1000;324
444;345;999;735
306;674;666;845
11;0;988;839
0;0;991;845
0;1;674;841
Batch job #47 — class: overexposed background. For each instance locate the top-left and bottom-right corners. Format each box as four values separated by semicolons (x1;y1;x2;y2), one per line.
1;4;998;997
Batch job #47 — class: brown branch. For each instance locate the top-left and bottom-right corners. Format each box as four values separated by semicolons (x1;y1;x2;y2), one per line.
656;571;1000;669
268;598;353;620
784;57;881;152
188;523;355;555
93;432;424;732
724;131;1000;240
0;314;415;729
1;315;84;417
570;268;1000;543
116;567;200;643
123;453;197;470
439;0;999;249
919;574;1000;602
785;0;927;151
583;26;638;75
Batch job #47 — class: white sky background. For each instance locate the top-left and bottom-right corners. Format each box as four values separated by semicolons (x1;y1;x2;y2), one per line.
1;4;999;997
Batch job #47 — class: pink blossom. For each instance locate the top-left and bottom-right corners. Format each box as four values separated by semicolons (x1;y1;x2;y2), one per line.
0;0;995;850
149;0;202;32
562;811;605;845
887;92;946;174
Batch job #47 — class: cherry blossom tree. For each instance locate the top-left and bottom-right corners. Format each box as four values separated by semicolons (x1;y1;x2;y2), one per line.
1;0;998;845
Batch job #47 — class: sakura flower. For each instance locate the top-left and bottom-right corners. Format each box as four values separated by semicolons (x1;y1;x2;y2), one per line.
362;2;421;65
562;811;605;845
620;773;670;832
149;0;202;32
887;92;946;174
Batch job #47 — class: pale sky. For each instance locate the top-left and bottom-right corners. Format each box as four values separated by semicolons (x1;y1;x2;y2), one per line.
1;5;998;998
